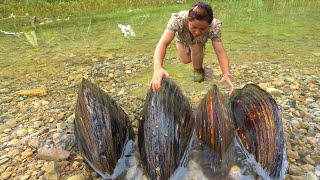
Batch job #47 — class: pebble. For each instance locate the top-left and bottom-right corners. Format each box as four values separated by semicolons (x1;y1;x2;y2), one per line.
15;88;48;96
301;171;318;180
16;128;28;137
1;166;14;179
5;119;17;128
266;87;283;97
287;150;301;160
67;174;85;180
36;148;71;161
0;158;9;166
0;88;11;94
42;161;60;180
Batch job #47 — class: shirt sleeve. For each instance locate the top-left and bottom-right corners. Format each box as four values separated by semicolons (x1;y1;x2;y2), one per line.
209;19;222;41
166;12;184;33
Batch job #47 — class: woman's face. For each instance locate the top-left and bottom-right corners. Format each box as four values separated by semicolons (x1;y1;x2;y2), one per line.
188;19;209;37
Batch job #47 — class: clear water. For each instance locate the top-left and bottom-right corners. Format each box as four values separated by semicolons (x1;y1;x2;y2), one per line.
0;1;319;84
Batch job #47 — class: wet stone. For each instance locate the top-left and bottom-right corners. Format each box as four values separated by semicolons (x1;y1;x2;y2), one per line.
1;166;14;179
0;88;11;94
5;119;17;128
52;133;75;150
0;158;9;166
16;128;28;137
67;174;85;180
42;161;60;180
36;148;71;161
288;164;304;176
287;150;301;159
300;164;315;173
301;172;318;180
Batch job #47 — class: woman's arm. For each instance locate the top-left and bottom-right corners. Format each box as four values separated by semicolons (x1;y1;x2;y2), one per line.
212;40;234;95
150;30;175;91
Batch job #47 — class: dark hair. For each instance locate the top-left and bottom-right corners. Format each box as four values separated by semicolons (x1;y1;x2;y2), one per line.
188;2;214;24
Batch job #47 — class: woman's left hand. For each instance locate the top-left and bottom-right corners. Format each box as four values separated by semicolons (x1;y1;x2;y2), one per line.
220;75;234;96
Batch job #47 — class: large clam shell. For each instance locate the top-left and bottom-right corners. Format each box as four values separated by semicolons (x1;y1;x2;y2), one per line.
195;84;235;159
74;78;134;178
138;78;194;180
230;84;286;178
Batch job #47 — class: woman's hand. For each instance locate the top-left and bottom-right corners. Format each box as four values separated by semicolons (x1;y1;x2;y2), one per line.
220;75;234;96
149;68;170;92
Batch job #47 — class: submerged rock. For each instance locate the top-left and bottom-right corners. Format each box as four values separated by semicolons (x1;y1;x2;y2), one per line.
15;88;48;96
74;78;134;178
138;78;194;180
230;84;287;178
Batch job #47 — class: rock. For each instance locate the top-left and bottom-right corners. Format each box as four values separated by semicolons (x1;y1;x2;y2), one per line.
301;164;315;173
257;83;269;90
305;156;316;165
7;138;22;146
36;148;70;161
291;119;301;129
298;119;309;129
287;150;300;159
52;133;75;150
21;148;33;159
308;102;319;109
19;174;30;180
233;70;241;77
290;175;303;180
67;174;85;180
27;138;39;148
288;164;303;176
16;128;28;137
313;117;320;122
108;73;114;78
301;172;318;180
266;87;283;97
1;166;14;179
125;70;132;74
0;88;11;94
0;124;10;134
42;161;60;180
5;119;17;128
16;88;48;96
66;114;75;124
272;79;286;87
229;165;241;179
0;158;9;165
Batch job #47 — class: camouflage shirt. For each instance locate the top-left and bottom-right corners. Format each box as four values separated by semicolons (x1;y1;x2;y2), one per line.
166;10;222;45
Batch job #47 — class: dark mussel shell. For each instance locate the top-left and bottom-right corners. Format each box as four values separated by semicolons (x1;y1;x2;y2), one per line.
74;78;134;177
195;84;235;160
230;84;286;178
138;78;194;180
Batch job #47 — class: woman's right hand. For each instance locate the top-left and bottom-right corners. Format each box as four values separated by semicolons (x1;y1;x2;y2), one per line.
149;68;170;92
